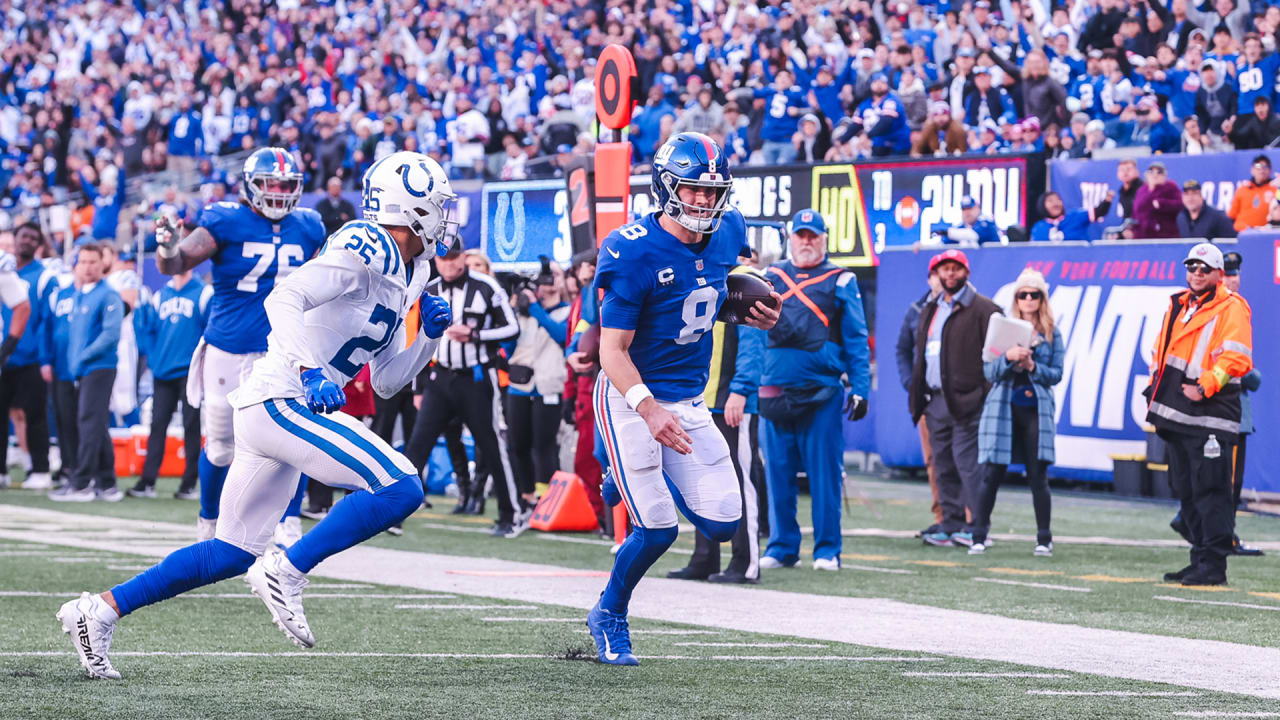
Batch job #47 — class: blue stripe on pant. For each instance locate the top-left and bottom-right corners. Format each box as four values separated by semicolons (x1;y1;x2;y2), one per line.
761;392;846;564
263;400;385;491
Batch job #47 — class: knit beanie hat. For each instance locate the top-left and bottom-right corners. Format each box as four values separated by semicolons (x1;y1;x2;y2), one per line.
1014;267;1049;296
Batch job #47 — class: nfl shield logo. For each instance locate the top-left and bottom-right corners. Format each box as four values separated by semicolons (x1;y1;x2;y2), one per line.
695;259;704;271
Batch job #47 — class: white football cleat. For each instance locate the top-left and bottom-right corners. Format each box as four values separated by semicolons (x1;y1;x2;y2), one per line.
272;516;303;548
245;549;315;648
968;543;987;555
197;517;217;542
1034;543;1054;557
812;557;840;571
56;593;121;680
22;471;52;490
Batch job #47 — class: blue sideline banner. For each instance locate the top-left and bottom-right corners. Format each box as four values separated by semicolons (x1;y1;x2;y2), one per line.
481;179;576;272
873;238;1280;489
1048;150;1280;241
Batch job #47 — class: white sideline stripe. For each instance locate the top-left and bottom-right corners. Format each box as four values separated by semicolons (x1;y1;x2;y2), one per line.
631;630;723;635
418;521;694;556
1154;595;1280;612
1029;690;1201;697
395;604;537;610
904;672;1072;679
844;564;915;575
106;565;151;571
0;591;455;600
482;617;580;623
672;642;827;648
0;550;113;557
1172;707;1280;712
974;577;1092;593
306;583;374;589
0;650;935;663
6;506;1280;700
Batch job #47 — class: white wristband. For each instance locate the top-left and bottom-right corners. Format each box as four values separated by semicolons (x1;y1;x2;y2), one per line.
157;242;180;259
625;383;654;410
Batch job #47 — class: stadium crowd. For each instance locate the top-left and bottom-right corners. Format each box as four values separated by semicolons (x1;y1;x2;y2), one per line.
6;0;1280;227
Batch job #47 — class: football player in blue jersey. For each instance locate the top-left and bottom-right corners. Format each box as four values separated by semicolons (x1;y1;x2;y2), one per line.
154;148;327;545
586;132;780;666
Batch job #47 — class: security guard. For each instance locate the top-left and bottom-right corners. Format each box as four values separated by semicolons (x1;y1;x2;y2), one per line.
758;209;871;571
667;267;767;584
1147;243;1253;586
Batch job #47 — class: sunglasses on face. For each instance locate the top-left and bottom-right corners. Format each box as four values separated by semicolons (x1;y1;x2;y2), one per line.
1185;262;1213;275
1016;291;1043;300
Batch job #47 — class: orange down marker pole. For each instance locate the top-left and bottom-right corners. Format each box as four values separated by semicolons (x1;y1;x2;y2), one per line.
594;44;637;547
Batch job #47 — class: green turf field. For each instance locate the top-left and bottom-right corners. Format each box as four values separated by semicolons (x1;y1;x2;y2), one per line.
1;473;1279;719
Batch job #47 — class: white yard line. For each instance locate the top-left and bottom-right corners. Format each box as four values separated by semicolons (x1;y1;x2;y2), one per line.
973;577;1092;593
1028;690;1201;697
1154;596;1280;612
0;650;930;663
1172;707;1280;712
672;641;826;648
395;604;537;610
482;617;581;623
0;591;455;600
904;672;1071;679
4;505;1280;699
843;564;916;575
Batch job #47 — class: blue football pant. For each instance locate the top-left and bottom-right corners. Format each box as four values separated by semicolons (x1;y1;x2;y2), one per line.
762;392;846;564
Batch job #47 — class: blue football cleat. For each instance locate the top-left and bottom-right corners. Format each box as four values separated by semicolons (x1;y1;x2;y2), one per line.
600;469;621;508
586;602;638;666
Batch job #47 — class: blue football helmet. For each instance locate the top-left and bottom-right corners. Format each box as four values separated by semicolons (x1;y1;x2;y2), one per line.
241;147;303;220
651;132;733;233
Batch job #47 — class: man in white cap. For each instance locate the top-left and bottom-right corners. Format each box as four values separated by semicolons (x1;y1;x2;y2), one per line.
1144;242;1253;586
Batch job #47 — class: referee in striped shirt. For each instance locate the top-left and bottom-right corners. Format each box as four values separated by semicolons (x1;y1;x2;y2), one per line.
405;244;524;537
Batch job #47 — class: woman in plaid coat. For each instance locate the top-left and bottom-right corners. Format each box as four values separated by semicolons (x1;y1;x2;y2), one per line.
970;269;1064;557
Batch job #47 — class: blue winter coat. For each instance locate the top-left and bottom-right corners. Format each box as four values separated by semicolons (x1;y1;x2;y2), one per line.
977;327;1065;465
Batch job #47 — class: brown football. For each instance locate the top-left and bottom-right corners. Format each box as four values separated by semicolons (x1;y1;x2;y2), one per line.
717;271;777;325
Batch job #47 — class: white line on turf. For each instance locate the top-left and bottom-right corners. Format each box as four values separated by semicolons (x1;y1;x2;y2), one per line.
973;577;1092;593
395;604;537;610
305;583;374;589
1172;707;1280;712
0;591;455;600
0;650;941;662
482;617;581;623
843;564;915;575
672;642;827;648
416;521;695;555
904;672;1072;679
1153;596;1280;612
1028;690;1201;697
106;565;151;571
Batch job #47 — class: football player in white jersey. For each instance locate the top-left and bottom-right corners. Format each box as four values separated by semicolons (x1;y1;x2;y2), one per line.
55;152;457;679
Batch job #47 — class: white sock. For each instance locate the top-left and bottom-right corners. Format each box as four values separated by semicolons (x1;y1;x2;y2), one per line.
91;594;120;624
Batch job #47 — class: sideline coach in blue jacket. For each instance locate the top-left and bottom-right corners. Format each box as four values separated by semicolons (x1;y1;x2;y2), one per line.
129;269;211;499
758;209;871;571
49;243;124;502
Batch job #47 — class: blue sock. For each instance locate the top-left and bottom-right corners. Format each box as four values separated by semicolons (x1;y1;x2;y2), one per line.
599;524;677;615
281;475;307;521
286;475;423;573
110;539;255;617
664;473;739;542
198;450;229;521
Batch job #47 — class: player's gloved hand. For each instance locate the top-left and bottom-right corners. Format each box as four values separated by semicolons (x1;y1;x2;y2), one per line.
301;367;346;414
154;213;178;250
845;393;868;422
420;294;452;339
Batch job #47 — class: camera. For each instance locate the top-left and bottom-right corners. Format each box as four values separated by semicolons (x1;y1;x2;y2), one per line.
496;255;555;316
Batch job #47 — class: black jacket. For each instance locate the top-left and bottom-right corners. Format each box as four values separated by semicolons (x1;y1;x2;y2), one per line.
1176;205;1237;240
315;195;357;237
1229;112;1280;150
896;289;933;391
908;284;1002;423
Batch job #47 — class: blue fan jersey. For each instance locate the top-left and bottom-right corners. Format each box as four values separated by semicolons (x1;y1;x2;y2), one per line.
595;209;751;402
197;201;326;354
47;283;76;382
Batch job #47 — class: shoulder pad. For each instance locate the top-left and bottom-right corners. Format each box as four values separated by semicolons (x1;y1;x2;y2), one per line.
328;220;405;278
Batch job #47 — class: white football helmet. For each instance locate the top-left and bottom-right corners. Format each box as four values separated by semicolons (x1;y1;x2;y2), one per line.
361;151;458;256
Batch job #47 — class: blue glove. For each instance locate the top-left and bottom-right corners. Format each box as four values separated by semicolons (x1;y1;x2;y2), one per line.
301;367;346;414
420;293;452;339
